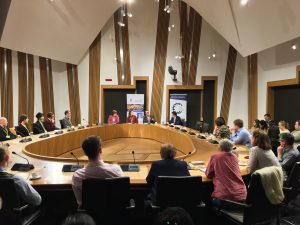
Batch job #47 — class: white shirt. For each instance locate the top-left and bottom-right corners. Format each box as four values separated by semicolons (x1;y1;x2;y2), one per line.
72;160;124;206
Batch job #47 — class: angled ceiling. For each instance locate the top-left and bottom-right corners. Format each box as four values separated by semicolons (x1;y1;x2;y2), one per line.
185;0;300;57
1;0;300;64
0;0;120;64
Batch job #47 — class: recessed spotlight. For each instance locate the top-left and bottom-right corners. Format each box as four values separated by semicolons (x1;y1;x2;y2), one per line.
291;44;297;50
49;0;54;2
164;5;170;11
208;56;211;60
212;53;216;58
240;0;249;6
118;22;125;27
127;12;133;18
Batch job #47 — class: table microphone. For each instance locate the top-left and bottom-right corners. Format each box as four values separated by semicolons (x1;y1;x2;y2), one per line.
182;151;192;161
120;151;140;172
11;151;34;171
82;118;91;127
132;151;136;164
62;152;84;172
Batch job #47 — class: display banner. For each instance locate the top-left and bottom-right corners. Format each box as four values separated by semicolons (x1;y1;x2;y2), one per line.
169;94;187;121
127;94;145;124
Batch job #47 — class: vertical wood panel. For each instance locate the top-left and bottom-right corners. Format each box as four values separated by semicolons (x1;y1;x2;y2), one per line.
114;10;122;84
150;0;170;122
18;52;27;117
27;54;34;127
67;63;81;125
188;10;202;85
248;53;258;128
0;48;5;117
220;45;237;123
122;4;131;85
39;57;55;114
180;1;188;85
6;49;13;126
89;33;101;124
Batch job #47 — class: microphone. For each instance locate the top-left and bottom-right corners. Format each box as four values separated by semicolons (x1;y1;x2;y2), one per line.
70;152;80;165
11;151;34;171
182;151;192;161
132;151;136;164
62;152;84;172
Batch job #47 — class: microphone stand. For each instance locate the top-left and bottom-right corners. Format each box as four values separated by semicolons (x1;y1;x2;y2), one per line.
11;151;34;171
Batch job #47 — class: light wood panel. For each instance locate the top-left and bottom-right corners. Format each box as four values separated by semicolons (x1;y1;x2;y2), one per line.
122;4;131;85
5;49;14;126
220;45;237;123
88;32;101;124
266;65;300;116
67;63;81;125
247;53;258;128
113;9;122;84
150;0;170;122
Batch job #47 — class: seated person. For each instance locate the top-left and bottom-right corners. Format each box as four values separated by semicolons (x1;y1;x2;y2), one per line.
62;213;96;225
32;112;47;134
169;111;182;125
0;117;17;141
258;120;268;133
277;133;299;176
72;135;123;206
249;119;260;134
205;139;247;202
126;110;138;124
15;114;30;137
278;121;290;134
60;110;72;129
153;207;194;225
291;120;300;149
146;144;190;204
248;130;280;173
107;110;120;124
43;112;59;132
212;117;230;139
143;111;155;124
0;147;42;206
230;119;251;146
268;120;280;156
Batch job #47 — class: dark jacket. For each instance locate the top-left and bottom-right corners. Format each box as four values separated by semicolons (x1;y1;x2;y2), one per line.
146;159;190;201
60;117;72;129
43;119;59;132
169;116;182;125
15;124;30;137
0;126;17;142
32;121;46;134
143;115;155;124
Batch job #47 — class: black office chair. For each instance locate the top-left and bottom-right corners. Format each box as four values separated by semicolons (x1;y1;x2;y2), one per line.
151;176;204;210
281;162;300;225
81;177;134;225
0;178;41;225
194;121;209;133
214;173;281;225
59;119;65;129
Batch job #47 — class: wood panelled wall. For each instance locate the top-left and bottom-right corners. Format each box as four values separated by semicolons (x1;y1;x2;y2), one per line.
88;32;101;124
39;57;55;115
0;48;14;125
114;5;131;85
17;52;35;126
67;64;81;125
150;0;170;122
220;45;237;123
179;2;202;85
248;53;258;128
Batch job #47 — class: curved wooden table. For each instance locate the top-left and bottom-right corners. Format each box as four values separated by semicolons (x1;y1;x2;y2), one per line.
4;124;250;190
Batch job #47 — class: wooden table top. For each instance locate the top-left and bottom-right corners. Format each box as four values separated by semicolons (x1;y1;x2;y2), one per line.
2;124;250;189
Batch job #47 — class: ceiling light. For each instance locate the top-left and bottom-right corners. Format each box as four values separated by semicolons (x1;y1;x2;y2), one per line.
127;12;133;18
164;5;170;11
240;0;249;6
212;53;216;58
291;44;297;50
208;56;211;60
118;22;125;27
167;8;172;13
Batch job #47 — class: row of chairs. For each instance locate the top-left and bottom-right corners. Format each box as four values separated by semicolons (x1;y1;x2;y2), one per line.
1;162;299;225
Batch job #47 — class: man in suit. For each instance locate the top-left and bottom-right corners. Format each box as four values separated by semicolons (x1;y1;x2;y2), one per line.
15;114;30;137
44;112;59;132
60;110;72;129
0;117;17;142
143;111;155;124
32;112;47;134
169;111;182;125
145;143;190;206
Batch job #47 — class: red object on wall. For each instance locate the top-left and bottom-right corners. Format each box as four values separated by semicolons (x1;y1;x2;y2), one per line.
105;78;112;81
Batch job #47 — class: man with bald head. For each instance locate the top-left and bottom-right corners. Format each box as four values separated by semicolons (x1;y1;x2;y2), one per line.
0;117;17;142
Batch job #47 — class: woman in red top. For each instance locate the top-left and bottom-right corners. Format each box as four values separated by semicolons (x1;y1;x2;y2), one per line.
126;110;138;124
205;139;247;204
107;110;120;124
